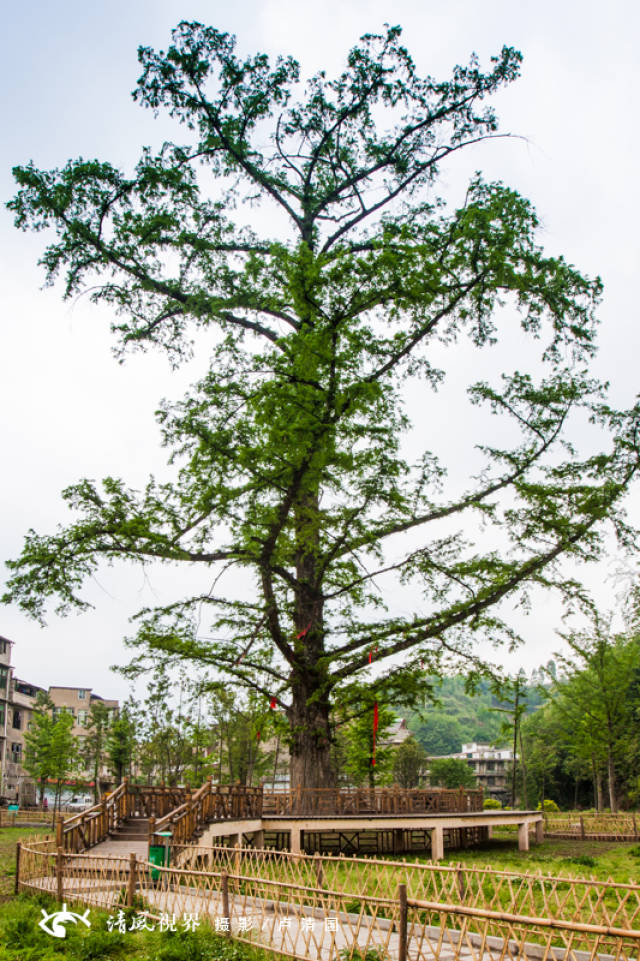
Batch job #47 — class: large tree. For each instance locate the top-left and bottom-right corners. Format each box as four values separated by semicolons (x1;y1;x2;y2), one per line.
4;23;640;790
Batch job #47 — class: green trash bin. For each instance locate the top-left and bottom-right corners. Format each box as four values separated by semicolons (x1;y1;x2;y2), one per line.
149;831;172;881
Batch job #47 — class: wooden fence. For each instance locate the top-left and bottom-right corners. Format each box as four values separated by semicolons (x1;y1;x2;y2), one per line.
544;811;640;840
17;839;640;960
152;781;263;845
39;782;486;854
262;786;484;816
172;843;640;931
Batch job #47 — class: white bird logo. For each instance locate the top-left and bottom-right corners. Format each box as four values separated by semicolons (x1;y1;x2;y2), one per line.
39;903;91;938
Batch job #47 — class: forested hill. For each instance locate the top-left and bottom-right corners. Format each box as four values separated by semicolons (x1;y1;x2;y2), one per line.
404;672;549;755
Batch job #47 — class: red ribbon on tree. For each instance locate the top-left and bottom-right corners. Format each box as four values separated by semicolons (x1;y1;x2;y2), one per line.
269;697;277;709
372;700;379;766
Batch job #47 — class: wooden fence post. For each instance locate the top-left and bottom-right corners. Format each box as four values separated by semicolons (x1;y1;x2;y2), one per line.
456;862;466;900
221;871;230;931
398;882;408;961
56;846;64;903
56;814;64;849
127;852;137;907
580;816;585;840
633;813;638;839
14;842;21;895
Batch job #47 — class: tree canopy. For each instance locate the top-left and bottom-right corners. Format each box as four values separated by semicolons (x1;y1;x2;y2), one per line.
4;22;640;789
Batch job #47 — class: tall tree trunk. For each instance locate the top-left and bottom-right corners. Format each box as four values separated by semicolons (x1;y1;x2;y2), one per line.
511;689;519;807
288;490;335;792
288;680;334;792
607;752;617;813
595;766;604;812
518;729;529;809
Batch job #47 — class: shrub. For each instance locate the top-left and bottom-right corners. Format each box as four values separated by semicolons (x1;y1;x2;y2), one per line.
483;798;502;809
537;799;560;812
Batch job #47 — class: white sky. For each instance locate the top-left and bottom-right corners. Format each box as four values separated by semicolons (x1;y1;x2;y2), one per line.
1;0;638;701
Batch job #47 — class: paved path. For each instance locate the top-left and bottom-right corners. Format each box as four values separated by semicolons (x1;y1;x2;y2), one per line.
83;837;148;858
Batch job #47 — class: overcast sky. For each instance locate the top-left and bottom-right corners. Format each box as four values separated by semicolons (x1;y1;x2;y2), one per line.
1;0;638;701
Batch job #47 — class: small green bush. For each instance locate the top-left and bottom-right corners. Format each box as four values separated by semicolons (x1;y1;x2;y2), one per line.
537;799;560;812
483;798;502;809
340;949;389;961
564;855;597;868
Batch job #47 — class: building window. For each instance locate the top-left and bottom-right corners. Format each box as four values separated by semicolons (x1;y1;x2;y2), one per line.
0;666;7;692
0;639;6;654
78;689;86;699
12;710;21;730
77;710;88;727
11;742;22;762
0;705;4;726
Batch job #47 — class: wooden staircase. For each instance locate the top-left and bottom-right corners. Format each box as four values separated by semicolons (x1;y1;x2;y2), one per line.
109;816;150;842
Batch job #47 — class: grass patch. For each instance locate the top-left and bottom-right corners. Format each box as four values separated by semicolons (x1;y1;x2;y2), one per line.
0;827;50;900
435;835;640;884
0;894;279;961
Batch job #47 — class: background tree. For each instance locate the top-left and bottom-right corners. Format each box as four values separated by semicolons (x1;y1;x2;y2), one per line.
428;757;476;789
5;22;640;791
492;670;529;807
48;711;76;820
106;705;136;784
339;697;396;788
392;737;427;788
208;687;276;786
80;700;112;801
554;621;639;811
23;692;55;806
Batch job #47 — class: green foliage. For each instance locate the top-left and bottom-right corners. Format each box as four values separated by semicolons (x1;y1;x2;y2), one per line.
519;624;640;810
392;737;427;788
0;894;278;961
81;701;113;801
409;673;548;755
428;757;476;789
106;708;136;784
538;798;560;811
483;797;502;809
340;697;396;788
24;695;76;814
5;21;640;790
340;949;389;961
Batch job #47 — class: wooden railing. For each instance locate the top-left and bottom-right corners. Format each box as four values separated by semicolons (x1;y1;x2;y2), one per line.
57;780;129;852
151;779;263;845
261;785;484;815
55;780;483;852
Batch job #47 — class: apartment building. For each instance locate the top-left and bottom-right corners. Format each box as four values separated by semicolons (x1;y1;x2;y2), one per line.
5;676;45;803
48;687;119;737
0;637;119;803
0;637;14;800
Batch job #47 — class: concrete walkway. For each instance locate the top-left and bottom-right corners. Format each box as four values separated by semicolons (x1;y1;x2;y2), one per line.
85;837;148;858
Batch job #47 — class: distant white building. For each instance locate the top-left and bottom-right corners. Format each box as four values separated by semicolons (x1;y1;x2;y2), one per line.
429;742;515;802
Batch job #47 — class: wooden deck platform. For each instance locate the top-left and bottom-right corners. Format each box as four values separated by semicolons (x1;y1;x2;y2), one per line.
197;809;544;859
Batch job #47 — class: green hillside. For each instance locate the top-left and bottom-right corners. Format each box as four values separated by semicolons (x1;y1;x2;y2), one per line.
404;674;547;755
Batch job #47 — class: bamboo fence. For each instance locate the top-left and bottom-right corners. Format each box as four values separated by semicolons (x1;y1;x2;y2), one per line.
171;843;640;931
0;809;55;827
17;838;640;959
543;811;640;840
